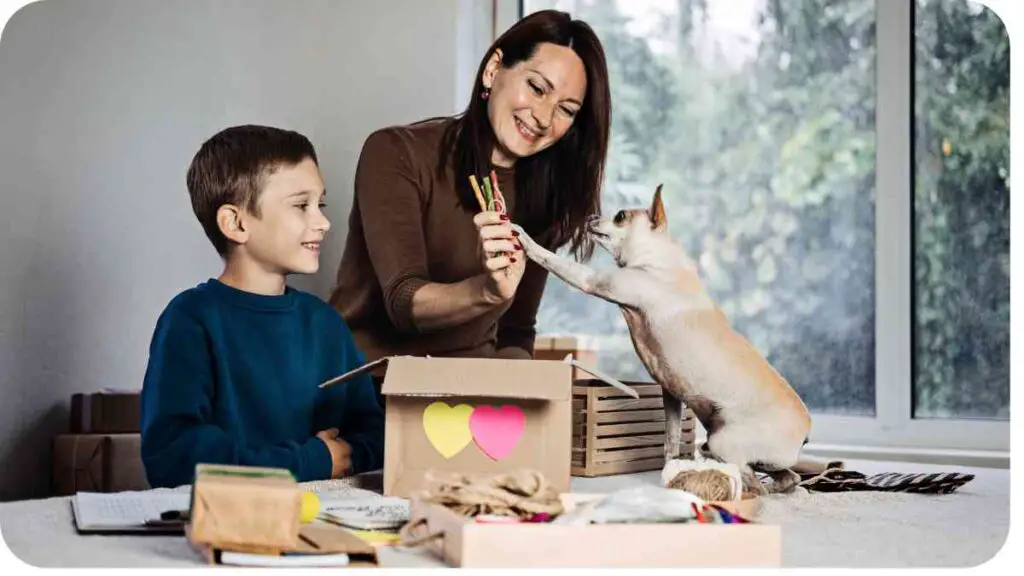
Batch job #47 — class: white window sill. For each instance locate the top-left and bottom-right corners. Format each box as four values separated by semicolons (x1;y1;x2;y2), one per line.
803;443;1009;469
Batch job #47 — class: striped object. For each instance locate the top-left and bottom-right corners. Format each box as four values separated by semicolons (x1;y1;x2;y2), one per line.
794;462;975;495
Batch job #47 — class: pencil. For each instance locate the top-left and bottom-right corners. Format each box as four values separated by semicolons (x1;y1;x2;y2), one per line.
468;175;487;212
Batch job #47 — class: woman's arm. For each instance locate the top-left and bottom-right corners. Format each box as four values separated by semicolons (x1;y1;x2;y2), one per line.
409;275;500;331
354;129;522;334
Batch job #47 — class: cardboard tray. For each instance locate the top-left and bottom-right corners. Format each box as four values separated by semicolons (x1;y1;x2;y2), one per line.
188;523;379;568
404;493;780;568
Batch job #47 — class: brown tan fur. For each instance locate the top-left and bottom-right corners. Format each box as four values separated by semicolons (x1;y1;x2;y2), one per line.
513;185;813;495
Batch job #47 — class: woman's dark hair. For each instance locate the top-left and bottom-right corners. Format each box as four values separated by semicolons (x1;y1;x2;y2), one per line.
437;9;611;260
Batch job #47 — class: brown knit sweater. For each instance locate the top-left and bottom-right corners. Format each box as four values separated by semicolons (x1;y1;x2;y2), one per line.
327;117;549;362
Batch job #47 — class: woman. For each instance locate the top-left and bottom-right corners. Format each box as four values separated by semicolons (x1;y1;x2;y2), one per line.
328;10;611;370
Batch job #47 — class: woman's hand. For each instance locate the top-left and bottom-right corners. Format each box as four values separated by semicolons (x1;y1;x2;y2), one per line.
473;211;526;303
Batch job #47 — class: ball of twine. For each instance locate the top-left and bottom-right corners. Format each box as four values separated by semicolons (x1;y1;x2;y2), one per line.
666;468;735;501
419;468;564;519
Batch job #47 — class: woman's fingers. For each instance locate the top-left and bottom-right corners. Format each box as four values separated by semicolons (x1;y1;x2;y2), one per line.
484;253;516;271
479;223;516;242
473;211;508;229
483;239;520;254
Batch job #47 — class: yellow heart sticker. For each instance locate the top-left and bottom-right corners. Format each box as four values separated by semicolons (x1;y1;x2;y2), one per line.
422;402;474;458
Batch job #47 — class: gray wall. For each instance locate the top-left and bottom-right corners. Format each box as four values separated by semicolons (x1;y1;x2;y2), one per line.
0;0;479;501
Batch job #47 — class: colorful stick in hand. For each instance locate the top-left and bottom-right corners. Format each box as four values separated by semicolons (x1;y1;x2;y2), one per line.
469;175;487;212
469;172;513;275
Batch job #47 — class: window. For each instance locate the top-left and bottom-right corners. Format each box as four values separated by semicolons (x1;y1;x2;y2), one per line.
913;0;1010;421
523;0;877;417
508;0;1009;453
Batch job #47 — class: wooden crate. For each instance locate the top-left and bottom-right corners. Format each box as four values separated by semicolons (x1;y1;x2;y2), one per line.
572;379;697;477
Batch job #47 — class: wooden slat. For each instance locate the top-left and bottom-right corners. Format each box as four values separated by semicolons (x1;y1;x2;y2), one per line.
581;457;666;477
595;384;663;399
585;387;597;470
569;448;585;467
594;446;663;464
574;407;697;424
574;424;696;444
573;384;664;399
595;397;663;412
593;421;666;436
594;434;664;450
595;410;665;424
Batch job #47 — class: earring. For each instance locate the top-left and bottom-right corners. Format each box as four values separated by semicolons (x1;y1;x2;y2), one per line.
480;87;491;100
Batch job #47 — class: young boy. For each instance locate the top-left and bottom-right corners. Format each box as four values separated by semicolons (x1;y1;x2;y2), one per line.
140;125;384;488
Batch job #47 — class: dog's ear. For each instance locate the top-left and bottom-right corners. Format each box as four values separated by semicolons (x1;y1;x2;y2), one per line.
649;184;667;229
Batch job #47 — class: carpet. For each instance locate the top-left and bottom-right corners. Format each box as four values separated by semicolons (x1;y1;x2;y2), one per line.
574;457;1010;568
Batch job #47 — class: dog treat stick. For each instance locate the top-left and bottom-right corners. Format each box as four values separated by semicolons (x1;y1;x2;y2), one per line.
490;170;506;215
468;175;487;212
481;175;495;211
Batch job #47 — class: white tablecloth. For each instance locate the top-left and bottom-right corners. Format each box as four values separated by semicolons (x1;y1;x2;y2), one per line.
0;461;1010;568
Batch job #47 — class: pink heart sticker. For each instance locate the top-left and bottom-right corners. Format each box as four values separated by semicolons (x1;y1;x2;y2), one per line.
469;405;526;461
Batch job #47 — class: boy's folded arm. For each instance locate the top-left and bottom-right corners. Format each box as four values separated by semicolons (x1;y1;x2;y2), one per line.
339;389;385;475
323;370;385;474
314;327;386;475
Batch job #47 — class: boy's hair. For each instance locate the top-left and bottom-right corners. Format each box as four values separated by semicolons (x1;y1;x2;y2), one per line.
187;125;319;256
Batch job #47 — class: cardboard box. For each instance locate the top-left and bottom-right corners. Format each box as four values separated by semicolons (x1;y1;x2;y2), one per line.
533;334;597;379
187;464;303;552
70;390;141;434
52;433;149;495
405;493;780;568
321;356;633;499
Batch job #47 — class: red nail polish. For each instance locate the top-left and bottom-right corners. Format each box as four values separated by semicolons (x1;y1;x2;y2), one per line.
500;214;509;221
516;244;522;250
512;230;520;237
511;257;517;263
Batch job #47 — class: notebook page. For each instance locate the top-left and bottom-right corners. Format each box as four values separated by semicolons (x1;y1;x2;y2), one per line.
72;491;190;528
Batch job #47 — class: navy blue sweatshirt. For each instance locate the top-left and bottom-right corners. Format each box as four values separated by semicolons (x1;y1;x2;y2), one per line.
139;279;384;488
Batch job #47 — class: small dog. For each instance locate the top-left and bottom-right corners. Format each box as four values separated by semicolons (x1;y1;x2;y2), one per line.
512;185;812;494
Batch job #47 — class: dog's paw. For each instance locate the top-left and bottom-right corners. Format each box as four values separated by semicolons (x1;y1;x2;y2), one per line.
510;224;536;253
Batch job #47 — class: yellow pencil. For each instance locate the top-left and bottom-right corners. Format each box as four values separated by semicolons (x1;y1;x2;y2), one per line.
468;175;487;212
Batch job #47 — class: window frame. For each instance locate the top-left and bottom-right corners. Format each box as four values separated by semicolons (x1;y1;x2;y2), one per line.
480;0;1009;463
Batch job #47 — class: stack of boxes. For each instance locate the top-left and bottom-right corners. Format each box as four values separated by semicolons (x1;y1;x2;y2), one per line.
52;390;149;495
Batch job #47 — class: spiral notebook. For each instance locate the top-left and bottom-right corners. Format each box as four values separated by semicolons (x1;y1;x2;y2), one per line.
71;491;190;534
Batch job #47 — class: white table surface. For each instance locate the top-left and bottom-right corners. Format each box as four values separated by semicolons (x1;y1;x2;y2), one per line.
0;460;1010;569
5;470;662;569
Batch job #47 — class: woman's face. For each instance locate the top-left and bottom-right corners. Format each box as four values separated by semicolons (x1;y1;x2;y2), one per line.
483;42;587;167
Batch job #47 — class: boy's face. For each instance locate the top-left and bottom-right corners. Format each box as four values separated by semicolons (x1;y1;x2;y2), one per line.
236;157;331;276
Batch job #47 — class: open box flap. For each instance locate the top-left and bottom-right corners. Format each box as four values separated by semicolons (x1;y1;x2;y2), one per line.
319;357;391;389
319;355;638;400
380;356;570;400
565;356;639;399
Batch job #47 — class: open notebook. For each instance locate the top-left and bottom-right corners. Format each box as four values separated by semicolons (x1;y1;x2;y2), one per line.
71;491;191;534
